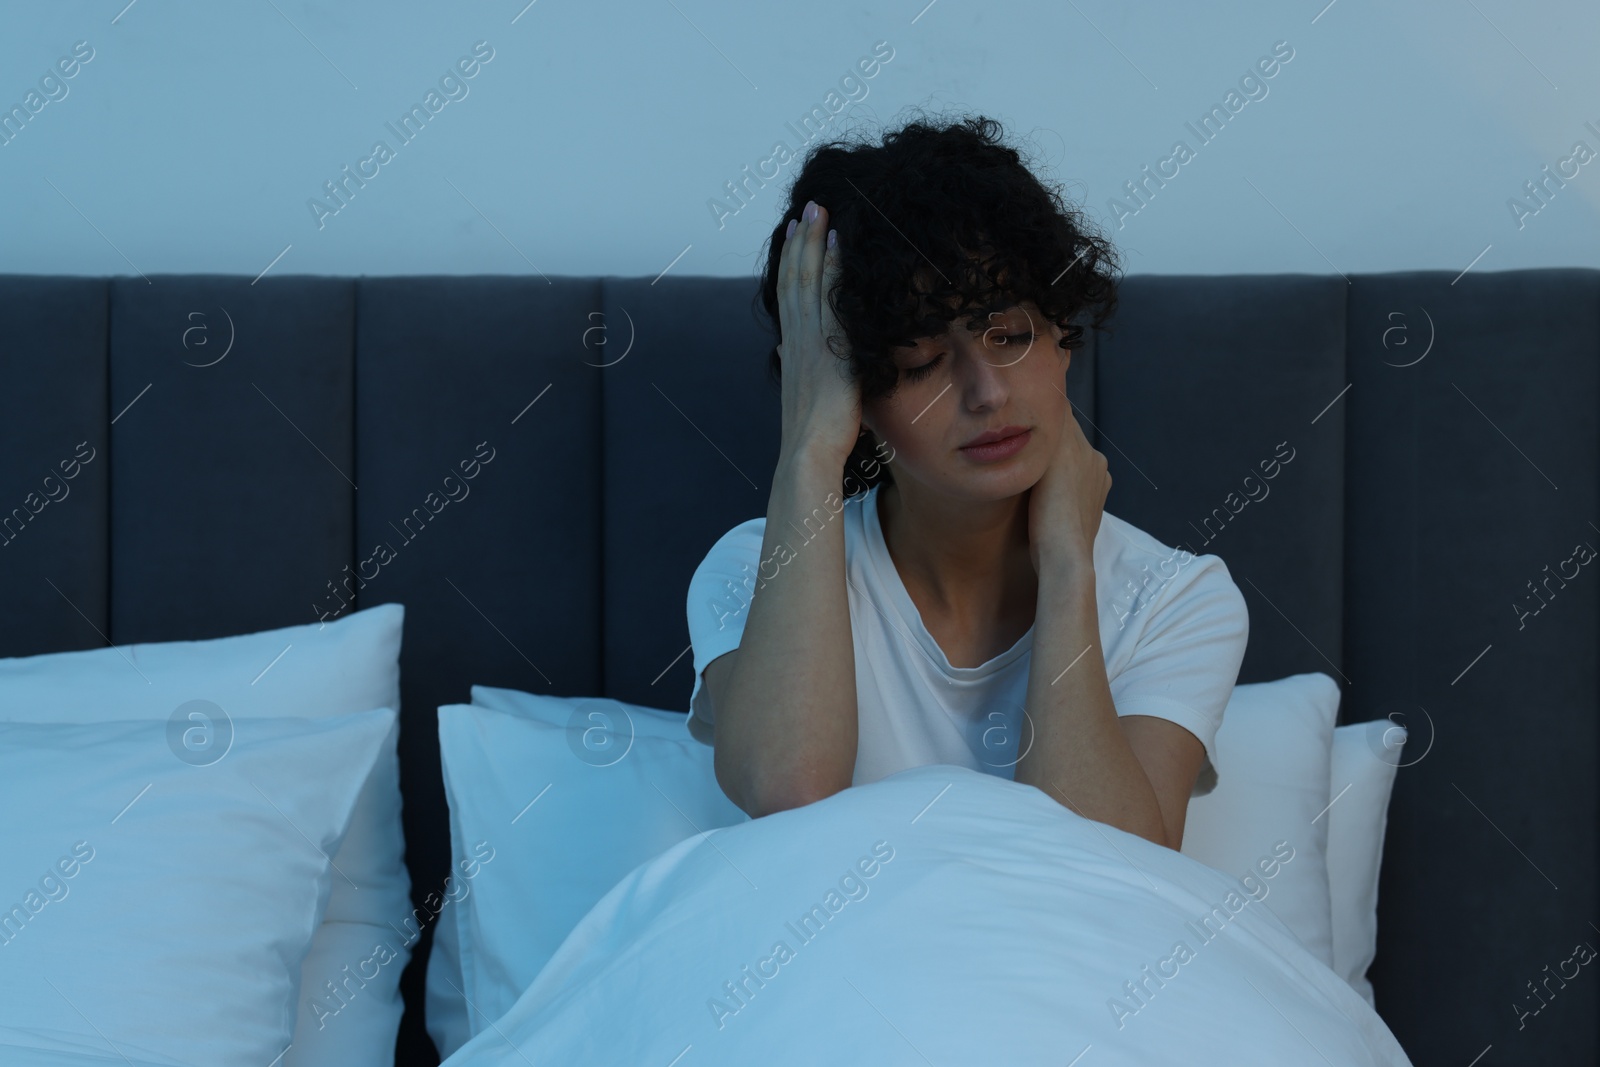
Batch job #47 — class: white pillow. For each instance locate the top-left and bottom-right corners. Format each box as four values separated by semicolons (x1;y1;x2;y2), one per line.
1181;672;1338;968
0;604;410;1067
423;778;475;1060
0;1036;182;1067
427;685;736;1059
0;709;394;1067
1328;718;1406;1007
468;685;692;738
430;692;748;1057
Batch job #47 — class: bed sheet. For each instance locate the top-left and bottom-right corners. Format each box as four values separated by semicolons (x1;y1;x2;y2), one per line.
442;763;1414;1065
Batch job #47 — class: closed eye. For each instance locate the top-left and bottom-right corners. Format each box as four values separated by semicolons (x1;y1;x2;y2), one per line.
901;332;1035;380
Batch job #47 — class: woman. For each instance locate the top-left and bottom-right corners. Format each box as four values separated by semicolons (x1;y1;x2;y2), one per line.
683;114;1248;851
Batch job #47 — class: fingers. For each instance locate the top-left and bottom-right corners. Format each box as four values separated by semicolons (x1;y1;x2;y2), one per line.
819;225;844;346
795;202;828;300
779;200;830;337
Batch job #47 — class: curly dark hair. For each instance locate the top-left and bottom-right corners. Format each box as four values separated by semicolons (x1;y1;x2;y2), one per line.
755;110;1122;499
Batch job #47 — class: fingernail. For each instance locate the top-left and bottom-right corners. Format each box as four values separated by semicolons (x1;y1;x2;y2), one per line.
786;218;797;239
804;201;818;222
827;228;836;249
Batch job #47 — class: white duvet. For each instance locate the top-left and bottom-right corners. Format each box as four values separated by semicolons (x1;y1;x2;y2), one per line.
442;763;1413;1066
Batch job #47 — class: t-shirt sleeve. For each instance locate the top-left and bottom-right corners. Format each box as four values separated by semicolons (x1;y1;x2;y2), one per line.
1109;553;1250;798
684;517;768;746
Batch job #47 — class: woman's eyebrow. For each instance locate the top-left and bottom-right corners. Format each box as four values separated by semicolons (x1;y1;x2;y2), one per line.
963;306;1025;330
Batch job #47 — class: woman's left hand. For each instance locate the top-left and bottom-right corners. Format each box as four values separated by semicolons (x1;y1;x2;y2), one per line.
1026;401;1111;577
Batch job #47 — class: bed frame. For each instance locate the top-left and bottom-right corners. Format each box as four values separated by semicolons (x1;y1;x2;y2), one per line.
2;268;1595;1065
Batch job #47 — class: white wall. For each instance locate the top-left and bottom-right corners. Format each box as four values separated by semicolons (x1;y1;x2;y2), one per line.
1;0;1595;280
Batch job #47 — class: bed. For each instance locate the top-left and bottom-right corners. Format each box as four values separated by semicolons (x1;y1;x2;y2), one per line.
1;267;1595;1064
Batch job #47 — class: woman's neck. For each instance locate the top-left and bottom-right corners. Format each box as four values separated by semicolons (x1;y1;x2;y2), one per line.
876;479;1038;624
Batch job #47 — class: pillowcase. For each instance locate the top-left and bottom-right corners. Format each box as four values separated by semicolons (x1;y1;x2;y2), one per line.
1327;717;1407;1007
1180;672;1338;968
0;1035;186;1067
0;709;394;1067
468;685;692;739
423;773;475;1061
429;691;748;1057
0;603;410;1067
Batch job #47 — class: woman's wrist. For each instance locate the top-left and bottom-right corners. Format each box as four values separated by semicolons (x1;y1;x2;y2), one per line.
1037;544;1096;591
776;436;850;484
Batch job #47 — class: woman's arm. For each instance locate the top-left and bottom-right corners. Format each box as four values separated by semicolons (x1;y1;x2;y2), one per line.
711;442;859;819
712;201;862;819
1013;558;1178;850
1013;401;1182;850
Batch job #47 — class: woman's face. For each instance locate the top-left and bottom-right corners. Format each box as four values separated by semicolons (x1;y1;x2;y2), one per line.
861;300;1070;502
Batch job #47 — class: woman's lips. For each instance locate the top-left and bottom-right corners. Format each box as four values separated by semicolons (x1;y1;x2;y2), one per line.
959;428;1031;462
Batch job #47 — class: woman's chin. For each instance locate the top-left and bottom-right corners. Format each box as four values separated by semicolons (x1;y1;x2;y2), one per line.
917;464;1043;504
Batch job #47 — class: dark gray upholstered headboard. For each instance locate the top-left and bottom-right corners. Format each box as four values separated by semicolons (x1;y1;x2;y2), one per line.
2;269;1595;1065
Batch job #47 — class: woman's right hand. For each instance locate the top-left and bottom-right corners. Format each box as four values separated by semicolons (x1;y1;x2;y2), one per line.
775;200;862;468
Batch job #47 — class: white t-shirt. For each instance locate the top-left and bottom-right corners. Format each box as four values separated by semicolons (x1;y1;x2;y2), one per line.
683;481;1249;797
